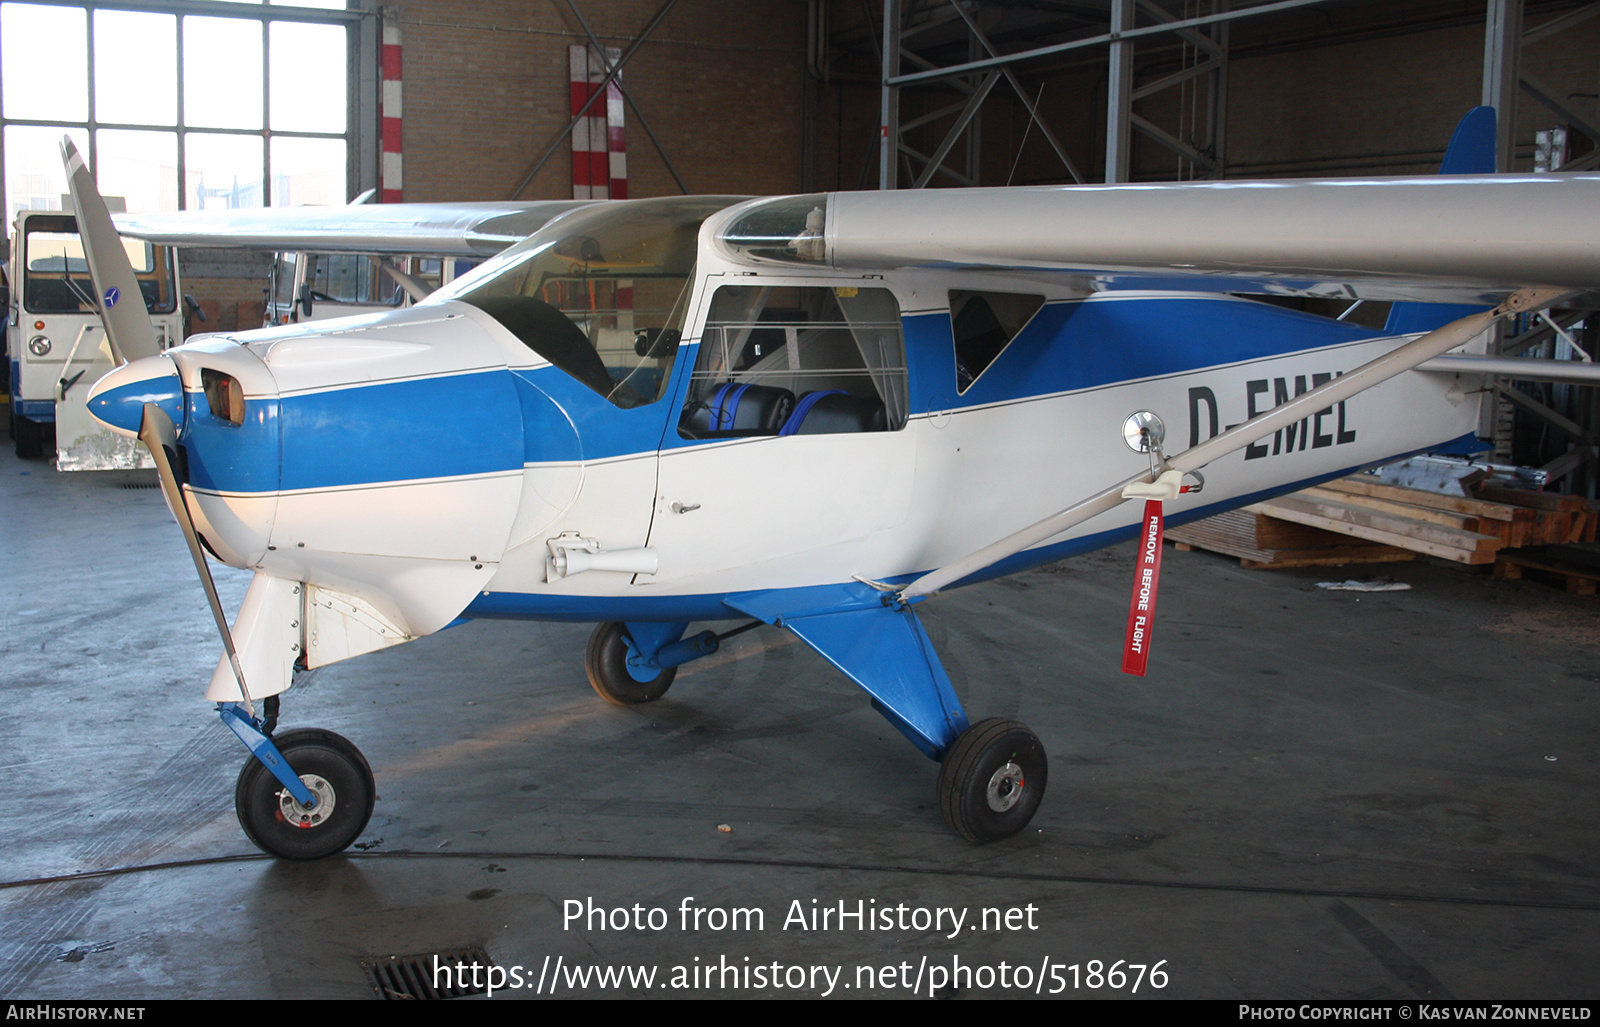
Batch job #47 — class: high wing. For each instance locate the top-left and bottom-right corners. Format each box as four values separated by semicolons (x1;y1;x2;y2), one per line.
111;199;600;257
723;174;1600;304
709;175;1600;598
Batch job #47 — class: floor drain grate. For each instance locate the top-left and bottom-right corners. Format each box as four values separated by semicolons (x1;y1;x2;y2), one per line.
362;946;495;1000
118;482;159;489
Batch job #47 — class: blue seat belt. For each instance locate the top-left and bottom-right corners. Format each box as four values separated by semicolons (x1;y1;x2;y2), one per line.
778;389;846;437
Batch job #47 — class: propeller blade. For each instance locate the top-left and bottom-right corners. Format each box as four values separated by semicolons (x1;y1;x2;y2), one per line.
59;137;162;365
138;402;255;716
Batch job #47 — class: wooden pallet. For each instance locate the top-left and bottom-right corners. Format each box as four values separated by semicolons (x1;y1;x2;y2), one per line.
1245;491;1502;564
1474;486;1598;544
1493;544;1600;595
1320;477;1537;547
1167;508;1416;568
1170;474;1598;571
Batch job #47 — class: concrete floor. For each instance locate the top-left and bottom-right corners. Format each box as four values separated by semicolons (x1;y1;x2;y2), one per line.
2;446;1598;1000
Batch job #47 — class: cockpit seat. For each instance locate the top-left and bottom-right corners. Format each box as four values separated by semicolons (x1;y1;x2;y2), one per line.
780;390;887;435
680;382;795;438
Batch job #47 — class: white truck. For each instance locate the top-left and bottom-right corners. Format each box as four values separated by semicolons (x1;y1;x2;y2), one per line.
263;251;479;326
7;209;183;467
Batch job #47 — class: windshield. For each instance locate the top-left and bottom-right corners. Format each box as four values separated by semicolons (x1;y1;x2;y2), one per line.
21;214;176;315
431;196;742;408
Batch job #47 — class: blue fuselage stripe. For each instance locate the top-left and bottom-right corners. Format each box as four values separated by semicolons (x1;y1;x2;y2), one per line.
186;369;524;493
180;296;1398;494
278;372;522;490
905;295;1377;416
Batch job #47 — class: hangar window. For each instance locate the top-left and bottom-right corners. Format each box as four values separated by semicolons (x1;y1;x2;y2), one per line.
678;285;907;440
951;290;1044;393
1;2;358;227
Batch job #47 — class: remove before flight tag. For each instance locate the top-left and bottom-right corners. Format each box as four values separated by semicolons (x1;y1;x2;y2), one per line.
1121;500;1164;676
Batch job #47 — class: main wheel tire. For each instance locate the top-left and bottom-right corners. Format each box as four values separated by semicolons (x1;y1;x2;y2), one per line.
12;413;43;460
937;718;1047;843
235;727;375;860
585;621;675;705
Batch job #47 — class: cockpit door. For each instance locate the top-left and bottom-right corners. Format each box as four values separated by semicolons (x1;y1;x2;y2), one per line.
646;280;918;591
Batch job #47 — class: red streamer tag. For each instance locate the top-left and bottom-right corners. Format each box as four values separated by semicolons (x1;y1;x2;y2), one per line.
1121;499;1165;676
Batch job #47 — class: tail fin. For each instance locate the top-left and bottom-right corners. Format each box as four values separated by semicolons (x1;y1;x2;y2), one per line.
1436;106;1497;174
1383;107;1497;335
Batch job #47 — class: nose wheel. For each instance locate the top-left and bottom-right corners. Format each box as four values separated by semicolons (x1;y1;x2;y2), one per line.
937;719;1048;843
235;727;375;860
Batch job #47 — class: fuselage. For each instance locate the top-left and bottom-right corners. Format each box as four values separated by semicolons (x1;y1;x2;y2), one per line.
87;196;1484;689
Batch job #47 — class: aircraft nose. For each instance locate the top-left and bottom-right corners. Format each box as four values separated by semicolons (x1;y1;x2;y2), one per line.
87;355;183;438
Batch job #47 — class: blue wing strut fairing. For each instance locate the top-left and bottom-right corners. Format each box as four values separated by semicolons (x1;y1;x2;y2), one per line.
61;112;1600;856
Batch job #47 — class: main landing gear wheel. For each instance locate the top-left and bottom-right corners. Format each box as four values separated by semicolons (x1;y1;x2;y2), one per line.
585;621;675;705
11;412;43;460
937;718;1048;843
235;727;375;860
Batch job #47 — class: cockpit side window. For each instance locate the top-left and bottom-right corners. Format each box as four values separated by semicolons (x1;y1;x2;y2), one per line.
678;285;908;440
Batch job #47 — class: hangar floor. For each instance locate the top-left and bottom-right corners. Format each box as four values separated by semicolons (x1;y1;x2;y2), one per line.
2;449;1598;1000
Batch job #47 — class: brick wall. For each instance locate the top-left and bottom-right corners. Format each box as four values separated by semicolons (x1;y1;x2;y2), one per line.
381;0;810;200
183;0;812;326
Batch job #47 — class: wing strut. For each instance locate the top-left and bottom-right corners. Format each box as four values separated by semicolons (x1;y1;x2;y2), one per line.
898;286;1569;601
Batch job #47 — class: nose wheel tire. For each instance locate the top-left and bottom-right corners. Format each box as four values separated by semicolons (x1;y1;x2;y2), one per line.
937;718;1047;843
585;621;676;705
235;728;375;860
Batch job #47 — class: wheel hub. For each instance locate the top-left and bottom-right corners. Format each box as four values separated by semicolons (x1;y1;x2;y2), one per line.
277;773;337;828
985;762;1025;812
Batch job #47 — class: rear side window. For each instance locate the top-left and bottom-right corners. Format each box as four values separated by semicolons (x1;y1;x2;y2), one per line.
951;289;1043;393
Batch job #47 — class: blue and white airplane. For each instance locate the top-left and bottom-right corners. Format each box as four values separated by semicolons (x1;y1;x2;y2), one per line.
63;111;1600;859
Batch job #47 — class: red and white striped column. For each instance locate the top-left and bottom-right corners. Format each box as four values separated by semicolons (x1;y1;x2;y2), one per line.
569;44;627;200
604;51;627;200
380;15;403;202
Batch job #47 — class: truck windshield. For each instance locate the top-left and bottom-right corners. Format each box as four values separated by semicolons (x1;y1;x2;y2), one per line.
429;196;741;408
21;214;176;315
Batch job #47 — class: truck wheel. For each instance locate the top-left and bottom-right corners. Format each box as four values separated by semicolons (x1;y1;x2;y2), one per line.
12;412;44;460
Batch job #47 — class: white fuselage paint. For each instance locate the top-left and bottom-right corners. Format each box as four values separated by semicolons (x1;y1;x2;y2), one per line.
483;280;1481;603
131;224;1485;700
